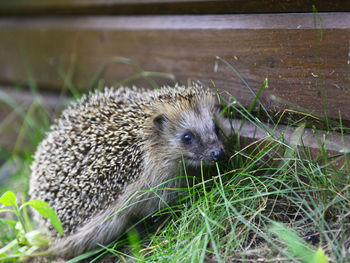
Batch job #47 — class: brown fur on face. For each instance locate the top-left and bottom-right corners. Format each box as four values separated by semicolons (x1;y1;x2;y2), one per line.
29;83;233;259
147;92;231;167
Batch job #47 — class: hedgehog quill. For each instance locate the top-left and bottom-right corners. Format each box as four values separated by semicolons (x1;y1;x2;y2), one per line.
29;83;233;259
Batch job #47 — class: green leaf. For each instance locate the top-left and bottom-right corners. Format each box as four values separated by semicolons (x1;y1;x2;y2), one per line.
25;200;63;235
270;221;314;262
0;191;17;206
312;248;328;263
23;200;50;207
22;200;50;217
46;208;63;235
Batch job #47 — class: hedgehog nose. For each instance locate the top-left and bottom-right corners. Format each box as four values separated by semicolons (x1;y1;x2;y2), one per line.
211;149;225;162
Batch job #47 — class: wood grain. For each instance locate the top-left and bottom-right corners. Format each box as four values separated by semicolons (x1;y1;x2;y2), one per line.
0;13;349;122
1;0;350;15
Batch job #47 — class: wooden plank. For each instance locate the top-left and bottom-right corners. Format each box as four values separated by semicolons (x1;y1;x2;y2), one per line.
233;119;350;169
0;13;349;121
1;0;350;15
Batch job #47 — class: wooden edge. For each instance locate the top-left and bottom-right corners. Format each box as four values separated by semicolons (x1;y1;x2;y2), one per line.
232;119;350;169
1;13;349;30
1;0;350;16
231;119;350;153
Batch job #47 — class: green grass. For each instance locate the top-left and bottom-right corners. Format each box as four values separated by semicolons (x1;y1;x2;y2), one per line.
0;54;349;263
86;116;349;263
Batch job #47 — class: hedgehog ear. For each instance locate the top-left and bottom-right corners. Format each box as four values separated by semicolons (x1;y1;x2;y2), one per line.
153;114;167;131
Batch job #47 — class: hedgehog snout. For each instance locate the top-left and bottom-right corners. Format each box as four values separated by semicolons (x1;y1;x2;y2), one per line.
210;149;226;162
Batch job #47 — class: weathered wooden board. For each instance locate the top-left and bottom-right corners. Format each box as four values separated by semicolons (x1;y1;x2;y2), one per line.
1;0;350;15
0;13;349;122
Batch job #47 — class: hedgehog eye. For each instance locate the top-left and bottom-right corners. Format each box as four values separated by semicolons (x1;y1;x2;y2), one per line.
182;132;194;144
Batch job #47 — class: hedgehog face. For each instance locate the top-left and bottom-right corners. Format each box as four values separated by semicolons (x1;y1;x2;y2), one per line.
178;127;226;166
177;104;231;167
153;100;232;167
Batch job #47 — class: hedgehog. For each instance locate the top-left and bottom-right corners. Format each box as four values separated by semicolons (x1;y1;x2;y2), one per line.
29;83;233;259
